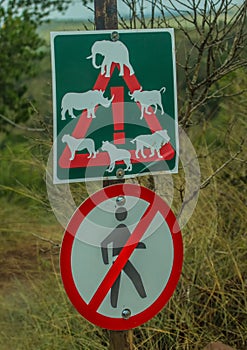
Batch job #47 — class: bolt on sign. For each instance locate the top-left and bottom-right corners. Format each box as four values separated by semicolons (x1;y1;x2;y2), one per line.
51;29;179;183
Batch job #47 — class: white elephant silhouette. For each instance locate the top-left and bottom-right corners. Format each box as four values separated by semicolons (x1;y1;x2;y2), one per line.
87;40;134;77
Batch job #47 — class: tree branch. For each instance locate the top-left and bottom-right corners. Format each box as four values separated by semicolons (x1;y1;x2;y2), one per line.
0;114;45;132
31;232;60;248
200;142;244;189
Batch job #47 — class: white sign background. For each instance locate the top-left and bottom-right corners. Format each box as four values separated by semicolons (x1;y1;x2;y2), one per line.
71;196;174;318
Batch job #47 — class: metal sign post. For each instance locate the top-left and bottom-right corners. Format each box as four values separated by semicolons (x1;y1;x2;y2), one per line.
94;1;132;349
94;0;118;30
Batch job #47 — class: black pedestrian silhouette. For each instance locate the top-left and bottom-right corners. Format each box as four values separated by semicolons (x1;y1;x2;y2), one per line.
101;206;147;308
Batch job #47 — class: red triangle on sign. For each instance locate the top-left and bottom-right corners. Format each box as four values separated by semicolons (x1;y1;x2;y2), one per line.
59;63;175;169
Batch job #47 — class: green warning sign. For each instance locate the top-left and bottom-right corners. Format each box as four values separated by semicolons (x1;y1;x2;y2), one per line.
51;29;179;183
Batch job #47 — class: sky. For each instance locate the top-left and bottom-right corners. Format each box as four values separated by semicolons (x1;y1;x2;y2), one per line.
50;0;129;20
49;0;194;20
50;0;244;20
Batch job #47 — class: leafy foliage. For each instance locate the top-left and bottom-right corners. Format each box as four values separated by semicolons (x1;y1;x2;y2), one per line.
0;16;43;130
0;0;70;132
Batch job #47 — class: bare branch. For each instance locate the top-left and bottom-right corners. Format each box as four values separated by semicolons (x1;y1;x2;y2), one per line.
176;139;245;219
0;114;45;132
117;0;246;128
118;10;130;29
31;232;60;248
200;141;245;189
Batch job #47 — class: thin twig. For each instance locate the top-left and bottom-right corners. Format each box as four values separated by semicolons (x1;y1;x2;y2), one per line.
177;141;245;221
0;114;45;132
31;232;60;248
200;143;244;189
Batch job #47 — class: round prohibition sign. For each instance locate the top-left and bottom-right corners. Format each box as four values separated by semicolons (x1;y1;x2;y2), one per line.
60;184;183;330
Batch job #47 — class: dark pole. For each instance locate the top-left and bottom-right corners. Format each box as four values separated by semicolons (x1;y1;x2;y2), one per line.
94;1;133;350
94;0;118;30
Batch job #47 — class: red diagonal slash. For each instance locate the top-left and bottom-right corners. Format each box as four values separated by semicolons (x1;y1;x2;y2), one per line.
88;191;157;311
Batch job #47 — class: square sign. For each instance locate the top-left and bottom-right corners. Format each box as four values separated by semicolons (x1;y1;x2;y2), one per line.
51;29;179;184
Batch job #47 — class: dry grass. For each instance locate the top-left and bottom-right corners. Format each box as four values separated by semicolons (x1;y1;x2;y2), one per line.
0;122;246;349
0;18;246;350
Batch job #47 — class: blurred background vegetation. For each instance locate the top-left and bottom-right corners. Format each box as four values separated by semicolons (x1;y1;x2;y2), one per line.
0;0;246;349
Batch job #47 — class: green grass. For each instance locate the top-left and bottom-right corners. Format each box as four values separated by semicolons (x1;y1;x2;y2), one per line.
38;20;94;43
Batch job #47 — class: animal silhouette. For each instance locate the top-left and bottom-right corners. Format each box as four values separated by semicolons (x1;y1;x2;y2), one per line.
101;141;132;172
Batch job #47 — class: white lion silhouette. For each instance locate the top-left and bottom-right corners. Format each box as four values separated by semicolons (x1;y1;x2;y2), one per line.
62;134;97;160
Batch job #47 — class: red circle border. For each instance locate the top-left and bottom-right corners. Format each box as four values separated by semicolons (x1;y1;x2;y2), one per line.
60;184;183;330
